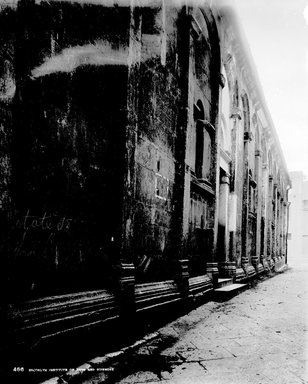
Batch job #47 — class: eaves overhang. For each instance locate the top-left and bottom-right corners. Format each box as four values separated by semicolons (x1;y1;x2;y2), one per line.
217;2;291;187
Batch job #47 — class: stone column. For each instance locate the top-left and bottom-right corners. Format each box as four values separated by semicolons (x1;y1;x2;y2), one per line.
279;197;283;259
230;107;245;281
262;164;269;270
205;72;227;285
218;173;235;277
175;259;189;298
281;197;285;260
172;7;190;298
252;149;264;274
267;175;274;269
113;4;140;339
272;183;278;264
117;263;135;314
241;131;251;275
116;262;136;340
206;237;219;287
230;108;245;281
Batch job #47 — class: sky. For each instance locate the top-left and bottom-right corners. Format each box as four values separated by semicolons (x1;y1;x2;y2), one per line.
233;0;308;179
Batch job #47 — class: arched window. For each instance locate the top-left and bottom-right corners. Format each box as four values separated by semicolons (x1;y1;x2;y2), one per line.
194;100;213;181
220;66;231;154
194;100;205;178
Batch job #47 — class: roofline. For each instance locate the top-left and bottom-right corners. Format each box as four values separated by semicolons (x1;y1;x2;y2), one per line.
217;4;291;186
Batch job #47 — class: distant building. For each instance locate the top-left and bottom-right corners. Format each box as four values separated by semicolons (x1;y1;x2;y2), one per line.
288;171;308;263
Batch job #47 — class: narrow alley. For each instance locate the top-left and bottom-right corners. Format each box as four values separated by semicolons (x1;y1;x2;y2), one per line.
0;3;304;384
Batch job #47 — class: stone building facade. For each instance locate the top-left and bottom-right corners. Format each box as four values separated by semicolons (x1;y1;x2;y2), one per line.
217;8;291;280
0;0;290;369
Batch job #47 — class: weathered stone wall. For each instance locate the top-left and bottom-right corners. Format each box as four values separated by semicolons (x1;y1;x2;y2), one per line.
1;1;131;300
183;5;220;278
125;5;183;283
0;4;15;299
0;0;290;299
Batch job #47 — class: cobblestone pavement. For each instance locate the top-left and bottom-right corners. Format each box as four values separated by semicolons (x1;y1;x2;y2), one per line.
112;263;308;384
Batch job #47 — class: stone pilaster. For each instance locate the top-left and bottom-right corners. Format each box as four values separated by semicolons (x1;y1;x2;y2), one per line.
206;261;219;286
241;136;250;275
267;175;274;269
116;262;136;340
218;173;235;277
272;183;278;264
261;164;269;271
117;262;135;316
176;259;189;298
219;261;236;277
254;149;264;274
230;108;244;281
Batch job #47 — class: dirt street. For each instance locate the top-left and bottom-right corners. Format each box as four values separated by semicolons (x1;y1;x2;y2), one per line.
113;264;308;384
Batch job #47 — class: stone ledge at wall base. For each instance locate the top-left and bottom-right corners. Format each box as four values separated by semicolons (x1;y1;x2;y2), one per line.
244;264;257;279
251;256;265;275
37;265;291;384
213;282;249;302
188;274;213;299
206;262;219;287
261;257;270;273
135;280;182;315
0;272;213;356
235;261;273;283
3;258;289;376
187;274;214;309
256;263;265;274
268;258;275;270
2;289;120;355
218;261;236;278
235;267;246;282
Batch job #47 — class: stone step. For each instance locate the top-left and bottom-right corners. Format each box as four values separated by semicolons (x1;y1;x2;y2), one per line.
213;283;248;301
217;278;233;288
